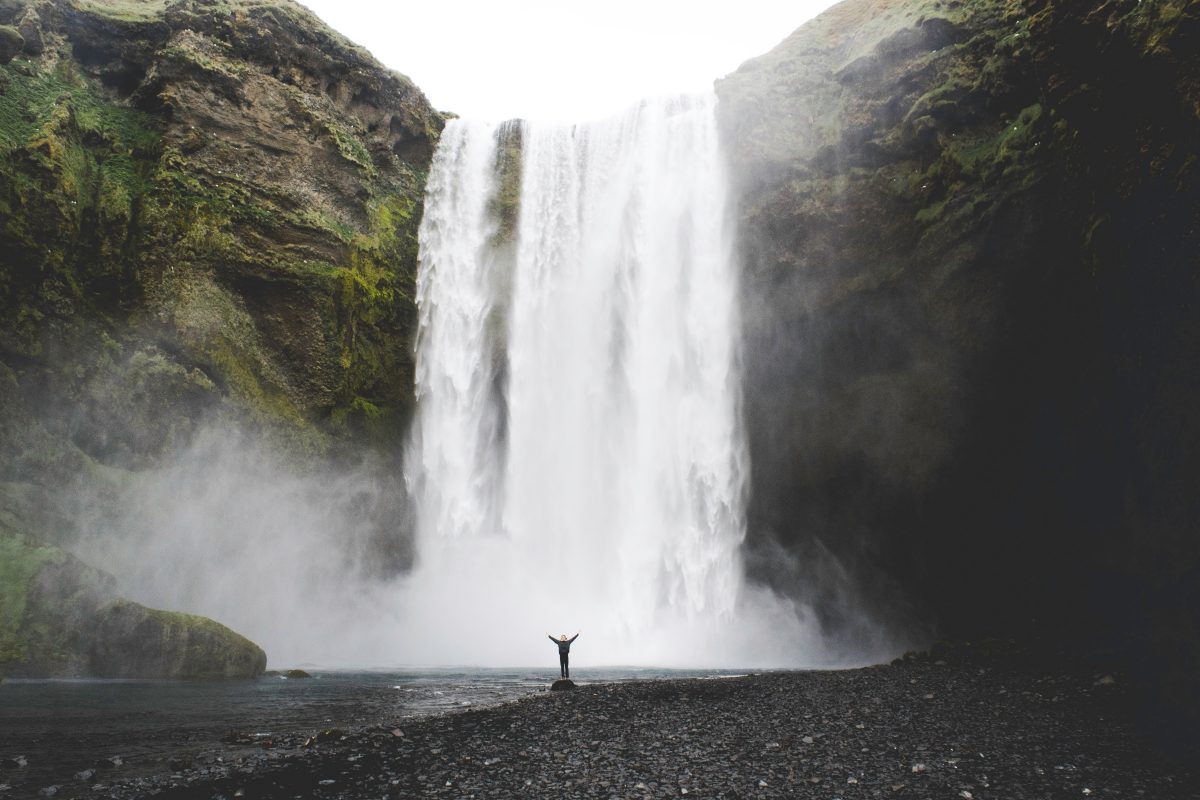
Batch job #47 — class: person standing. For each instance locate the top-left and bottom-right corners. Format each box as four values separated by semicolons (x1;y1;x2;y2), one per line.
547;631;580;678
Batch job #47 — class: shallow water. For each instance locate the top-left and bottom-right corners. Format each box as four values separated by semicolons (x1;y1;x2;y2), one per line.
0;667;743;791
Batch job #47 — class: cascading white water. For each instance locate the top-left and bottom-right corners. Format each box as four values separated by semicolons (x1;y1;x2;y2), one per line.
405;94;827;667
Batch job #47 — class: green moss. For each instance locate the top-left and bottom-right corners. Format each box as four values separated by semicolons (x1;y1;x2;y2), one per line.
1113;0;1191;56
488;121;523;244
914;197;948;225
0;60;162;338
0;25;22;60
0;64;160;157
68;0;169;23
331;193;415;384
0;533;57;664
328;119;375;177
907;101;1048;231
291;207;354;243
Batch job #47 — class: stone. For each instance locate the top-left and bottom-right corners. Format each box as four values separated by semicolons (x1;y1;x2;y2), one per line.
0;25;21;63
284;669;313;679
1;530;267;680
551;679;577;691
15;8;42;55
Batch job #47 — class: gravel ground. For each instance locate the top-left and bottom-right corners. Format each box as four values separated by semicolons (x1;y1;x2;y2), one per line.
6;642;1197;799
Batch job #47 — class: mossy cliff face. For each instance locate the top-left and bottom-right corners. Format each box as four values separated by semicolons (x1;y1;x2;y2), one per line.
1;531;266;678
718;0;1200;731
0;0;443;469
0;0;442;674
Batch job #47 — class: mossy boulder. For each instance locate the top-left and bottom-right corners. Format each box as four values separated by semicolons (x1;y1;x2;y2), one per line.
1;531;265;678
89;601;266;680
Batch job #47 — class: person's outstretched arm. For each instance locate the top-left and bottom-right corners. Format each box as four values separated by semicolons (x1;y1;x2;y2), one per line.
547;634;558;644
568;631;579;643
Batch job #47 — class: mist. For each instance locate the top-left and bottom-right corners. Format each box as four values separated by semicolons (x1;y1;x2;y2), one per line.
68;428;414;668
59;418;901;669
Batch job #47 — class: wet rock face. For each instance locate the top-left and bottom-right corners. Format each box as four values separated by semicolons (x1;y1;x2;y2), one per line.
0;0;444;468
718;0;1200;729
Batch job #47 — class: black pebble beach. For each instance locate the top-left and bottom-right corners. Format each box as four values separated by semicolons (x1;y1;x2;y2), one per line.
12;643;1199;800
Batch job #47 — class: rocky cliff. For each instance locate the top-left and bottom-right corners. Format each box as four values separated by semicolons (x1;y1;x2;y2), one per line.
718;0;1200;739
0;0;442;675
1;0;442;462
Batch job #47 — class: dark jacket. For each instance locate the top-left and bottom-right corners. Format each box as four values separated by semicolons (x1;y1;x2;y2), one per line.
549;634;578;655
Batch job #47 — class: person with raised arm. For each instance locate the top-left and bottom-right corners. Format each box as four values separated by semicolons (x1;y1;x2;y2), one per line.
546;630;580;679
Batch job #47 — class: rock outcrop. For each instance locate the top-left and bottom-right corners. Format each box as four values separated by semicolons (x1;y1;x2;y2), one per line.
1;531;266;678
718;0;1199;733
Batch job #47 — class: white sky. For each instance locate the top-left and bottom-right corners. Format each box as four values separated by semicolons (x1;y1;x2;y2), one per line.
297;1;838;122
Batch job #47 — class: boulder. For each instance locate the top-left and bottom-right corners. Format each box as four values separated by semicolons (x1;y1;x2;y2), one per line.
551;679;577;691
0;23;22;63
15;8;42;55
0;531;266;679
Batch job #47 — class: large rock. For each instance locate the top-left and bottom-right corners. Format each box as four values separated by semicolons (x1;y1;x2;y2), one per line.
0;23;21;62
717;0;1200;731
0;531;266;678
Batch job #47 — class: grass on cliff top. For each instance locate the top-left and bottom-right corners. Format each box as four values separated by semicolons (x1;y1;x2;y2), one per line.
69;0;338;36
69;0;373;66
69;0;168;22
140;603;258;646
771;0;968;62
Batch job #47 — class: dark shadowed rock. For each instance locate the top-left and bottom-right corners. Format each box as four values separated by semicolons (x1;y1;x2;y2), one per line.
0;23;21;62
550;679;576;691
717;0;1200;737
14;6;41;54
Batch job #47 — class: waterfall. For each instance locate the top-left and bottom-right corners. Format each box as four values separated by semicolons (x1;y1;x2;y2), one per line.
406;94;825;667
